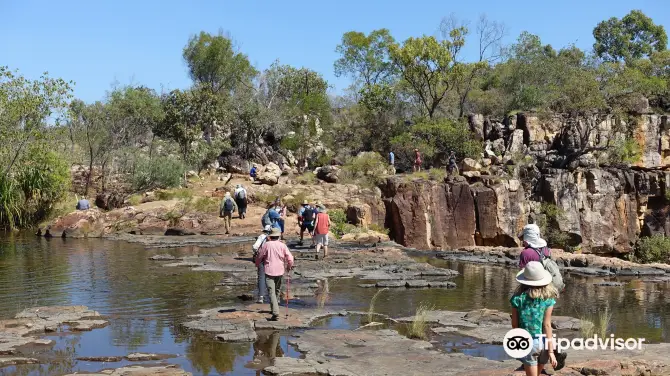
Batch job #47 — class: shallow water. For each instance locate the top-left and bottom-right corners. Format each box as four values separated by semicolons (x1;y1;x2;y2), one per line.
1;235;669;375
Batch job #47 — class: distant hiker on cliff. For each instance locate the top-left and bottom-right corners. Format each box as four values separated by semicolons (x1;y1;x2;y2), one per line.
234;184;248;219
413;149;422;173
220;192;238;235
448;151;458;176
389;151;396;174
312;204;332;258
518;224;565;292
252;225;272;304
76;196;90;210
250;164;258;180
297;200;316;247
255;227;294;321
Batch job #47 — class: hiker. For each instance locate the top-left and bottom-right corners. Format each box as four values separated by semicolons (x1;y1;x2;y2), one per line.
519;223;565;292
234;184;248;219
255;227;294;321
274;200;287;240
250;164;258;180
252;225;272;304
413;148;422;172
219;192;238;235
511;261;566;375
312;204;332;258
389;151;395;174
448;151;457;176
262;203;282;231
76;197;90;210
297;200;316;246
519;224;551;269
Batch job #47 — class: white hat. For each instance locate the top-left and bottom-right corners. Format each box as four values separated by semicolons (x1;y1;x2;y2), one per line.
516;261;553;286
263;225;272;232
269;227;281;238
521;224;547;249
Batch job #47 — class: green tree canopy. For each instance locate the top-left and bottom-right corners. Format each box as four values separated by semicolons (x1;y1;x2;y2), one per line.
183;31;258;93
334;29;397;87
593;10;668;63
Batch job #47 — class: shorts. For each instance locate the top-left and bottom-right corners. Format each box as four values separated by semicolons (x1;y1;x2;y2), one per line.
518;337;549;366
301;222;314;232
315;234;329;246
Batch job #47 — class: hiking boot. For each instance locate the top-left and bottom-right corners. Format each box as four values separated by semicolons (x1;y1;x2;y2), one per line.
554;351;567;371
256;296;264;304
298;241;304;246
269;315;279;321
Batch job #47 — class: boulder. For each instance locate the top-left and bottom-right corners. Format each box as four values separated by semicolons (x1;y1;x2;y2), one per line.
461;158;482;172
218;155;248;174
95;192;126;211
256;162;282;186
468;114;485;141
507;129;525;154
316;165;340;183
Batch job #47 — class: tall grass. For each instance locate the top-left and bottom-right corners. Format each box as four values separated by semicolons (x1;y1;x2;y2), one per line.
367;288;389;323
580;306;612;338
0;176;23;229
316;279;330;309
406;303;432;340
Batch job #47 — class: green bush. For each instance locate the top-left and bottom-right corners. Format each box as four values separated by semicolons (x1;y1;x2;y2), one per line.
634;235;670;264
155;188;193;201
132;156;185;191
1;148;70;229
606;139;642;165
329;208;349;238
340;152;389;187
189;197;219;213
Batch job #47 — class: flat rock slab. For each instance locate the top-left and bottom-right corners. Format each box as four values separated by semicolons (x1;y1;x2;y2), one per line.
62;365;192;376
427;281;456;288
375;281;406;288
0;306;107;355
0;357;39;367
182;304;342;341
264;329;515;376
126;353;177;361
148;254;181;261
77;356;124;362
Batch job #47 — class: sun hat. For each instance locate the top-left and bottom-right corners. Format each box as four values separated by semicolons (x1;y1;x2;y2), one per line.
263;225;272;233
269;227;282;238
520;224;547;249
302;200;309;205
516;261;553;286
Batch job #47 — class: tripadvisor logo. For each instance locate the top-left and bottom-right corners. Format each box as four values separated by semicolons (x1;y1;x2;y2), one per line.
503;328;646;358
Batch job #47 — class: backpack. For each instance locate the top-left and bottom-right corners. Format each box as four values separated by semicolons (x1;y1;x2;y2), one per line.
236;189;246;200
302;207;315;222
534;248;565;291
222;198;234;213
261;209;273;227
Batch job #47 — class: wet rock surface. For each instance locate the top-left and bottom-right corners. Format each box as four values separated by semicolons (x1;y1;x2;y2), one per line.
0;306;108;355
62;365;191;376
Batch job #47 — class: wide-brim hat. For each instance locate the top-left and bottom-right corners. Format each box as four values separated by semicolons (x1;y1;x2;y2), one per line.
516;261;553;286
302;200;309;205
520;224;547;248
269;228;282;238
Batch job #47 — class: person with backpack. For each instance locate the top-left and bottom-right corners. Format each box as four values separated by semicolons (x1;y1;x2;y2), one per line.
297;200;315;247
312;204;332;258
234;184;248;219
518;224;565;292
510;261;559;375
274;200;287;241
255;227;294;321
448;151;458;176
262;203;282;231
252;225;272;304
219;192;238;235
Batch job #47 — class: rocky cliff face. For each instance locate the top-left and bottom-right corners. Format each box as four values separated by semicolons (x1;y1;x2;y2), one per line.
376;111;670;256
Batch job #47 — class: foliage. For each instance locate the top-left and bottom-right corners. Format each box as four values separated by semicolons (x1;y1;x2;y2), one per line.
366;288;389;323
536;203;572;250
183;30;257;93
605;139;642;164
188;197;219;214
155;189;194;201
389;31;467;119
406;303;432;340
580;306;612;338
334;29;397;87
296;172;317;185
328;209;349;238
340;152;389;186
131;155;185;191
593;10;667;63
391;119;481;171
633;235;670;264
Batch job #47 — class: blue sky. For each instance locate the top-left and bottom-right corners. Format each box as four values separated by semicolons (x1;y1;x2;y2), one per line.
2;0;668;103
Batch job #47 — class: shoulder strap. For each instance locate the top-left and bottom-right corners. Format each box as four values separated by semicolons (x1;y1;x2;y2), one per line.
532;247;547;261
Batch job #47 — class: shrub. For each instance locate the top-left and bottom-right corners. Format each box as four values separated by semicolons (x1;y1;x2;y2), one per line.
189;197;219;213
340;152;389;187
132;156;185;192
329;208;349;238
406;303;432;340
155;188;193;201
127;194;142;206
536;203;572;250
633;235;670;263
606;139;642;165
369;223;390;235
296;172;317;185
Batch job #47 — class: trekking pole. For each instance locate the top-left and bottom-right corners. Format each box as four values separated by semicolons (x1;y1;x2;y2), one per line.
285;269;290;318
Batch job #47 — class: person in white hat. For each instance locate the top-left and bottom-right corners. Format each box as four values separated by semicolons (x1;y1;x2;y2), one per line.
518;223;550;269
252;225;272;304
510;261;562;374
255;227;294;321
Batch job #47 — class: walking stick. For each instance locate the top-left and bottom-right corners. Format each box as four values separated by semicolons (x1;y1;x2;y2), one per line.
285;268;290;318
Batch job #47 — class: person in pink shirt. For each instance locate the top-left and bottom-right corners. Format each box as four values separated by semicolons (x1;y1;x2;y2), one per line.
255;227;295;321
